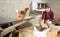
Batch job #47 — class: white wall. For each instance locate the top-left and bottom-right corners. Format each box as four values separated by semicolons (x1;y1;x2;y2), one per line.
2;0;60;23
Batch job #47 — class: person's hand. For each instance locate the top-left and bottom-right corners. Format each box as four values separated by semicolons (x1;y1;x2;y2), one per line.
18;29;22;33
46;19;50;22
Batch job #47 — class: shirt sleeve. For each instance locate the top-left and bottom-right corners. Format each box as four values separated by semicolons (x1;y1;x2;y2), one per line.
50;10;54;21
52;11;54;21
42;11;46;20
